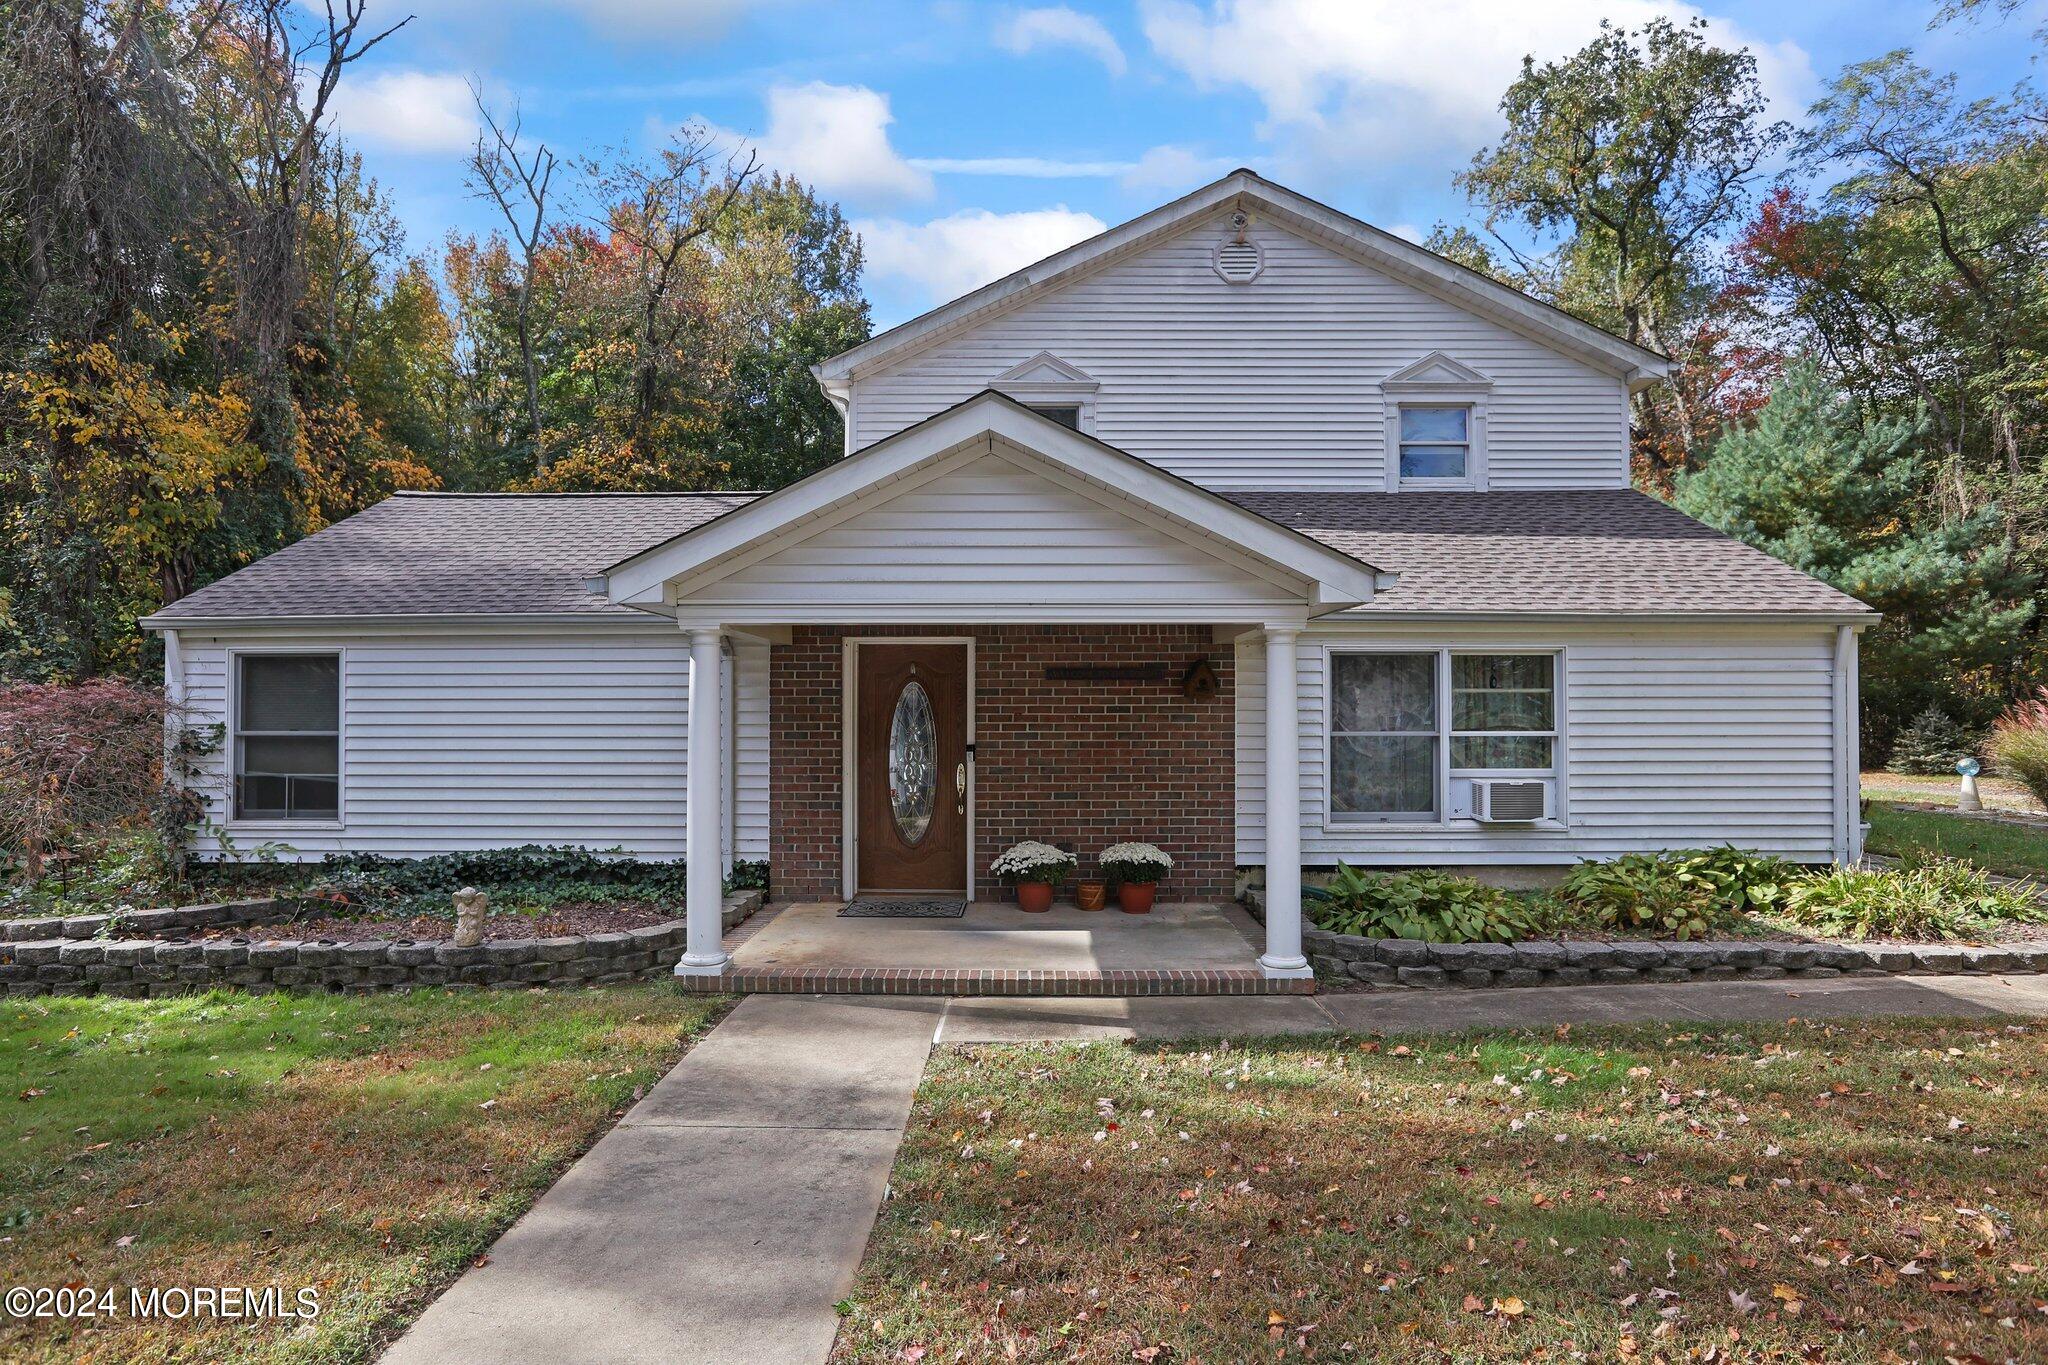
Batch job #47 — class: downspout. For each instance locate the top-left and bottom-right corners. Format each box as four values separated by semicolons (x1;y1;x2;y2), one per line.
1832;625;1855;864
1844;626;1863;863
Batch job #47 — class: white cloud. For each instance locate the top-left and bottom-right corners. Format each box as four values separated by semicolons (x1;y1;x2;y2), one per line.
1118;143;1236;192
549;0;770;39
1140;0;1813;168
996;6;1129;76
856;206;1108;304
719;82;932;202
327;70;477;154
910;155;1134;177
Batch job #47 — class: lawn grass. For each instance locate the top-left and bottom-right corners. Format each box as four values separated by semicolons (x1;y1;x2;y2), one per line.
1861;770;2042;814
0;985;726;1364
1865;800;2048;881
834;1020;2048;1362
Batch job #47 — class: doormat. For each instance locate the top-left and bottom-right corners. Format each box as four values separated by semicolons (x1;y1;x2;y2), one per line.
838;898;968;919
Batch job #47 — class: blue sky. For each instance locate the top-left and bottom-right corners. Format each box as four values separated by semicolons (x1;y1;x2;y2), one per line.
327;0;2044;330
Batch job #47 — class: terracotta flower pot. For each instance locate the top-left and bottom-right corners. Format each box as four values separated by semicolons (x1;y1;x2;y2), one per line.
1016;881;1055;913
1117;882;1157;914
1075;879;1107;912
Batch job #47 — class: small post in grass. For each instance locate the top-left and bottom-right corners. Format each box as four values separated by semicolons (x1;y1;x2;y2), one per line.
1957;757;1983;813
452;886;488;947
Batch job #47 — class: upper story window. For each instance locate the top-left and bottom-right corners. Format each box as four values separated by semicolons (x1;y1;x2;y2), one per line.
991;352;1098;435
1029;404;1082;430
1380;351;1492;491
1398;406;1470;481
235;653;340;821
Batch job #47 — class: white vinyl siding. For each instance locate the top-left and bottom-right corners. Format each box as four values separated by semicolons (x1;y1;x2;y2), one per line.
174;622;768;863
1238;619;1844;865
848;211;1631;490
680;449;1310;619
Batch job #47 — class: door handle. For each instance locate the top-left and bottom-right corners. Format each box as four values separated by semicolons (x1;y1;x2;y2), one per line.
956;762;967;814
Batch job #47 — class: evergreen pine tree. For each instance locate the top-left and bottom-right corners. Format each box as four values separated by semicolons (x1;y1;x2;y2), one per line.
1888;705;1980;776
1673;359;2034;755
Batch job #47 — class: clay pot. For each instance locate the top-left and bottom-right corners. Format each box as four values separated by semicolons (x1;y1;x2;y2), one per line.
1075;879;1107;912
1117;882;1157;915
1017;881;1055;913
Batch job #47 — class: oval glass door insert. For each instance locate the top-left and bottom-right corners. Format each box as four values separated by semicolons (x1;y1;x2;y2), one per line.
888;679;936;843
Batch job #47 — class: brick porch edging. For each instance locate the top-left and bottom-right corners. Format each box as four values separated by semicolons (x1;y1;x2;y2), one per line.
674;966;1316;997
1240;891;2048;989
0;891;762;998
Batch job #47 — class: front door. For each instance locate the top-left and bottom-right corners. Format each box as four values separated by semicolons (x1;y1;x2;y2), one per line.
857;643;968;894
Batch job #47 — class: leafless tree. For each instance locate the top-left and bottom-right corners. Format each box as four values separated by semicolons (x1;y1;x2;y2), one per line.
468;90;559;470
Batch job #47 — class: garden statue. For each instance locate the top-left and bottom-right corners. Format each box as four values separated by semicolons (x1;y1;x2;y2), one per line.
452;886;488;947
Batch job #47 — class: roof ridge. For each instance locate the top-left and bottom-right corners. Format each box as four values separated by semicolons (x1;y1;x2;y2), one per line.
391;490;767;499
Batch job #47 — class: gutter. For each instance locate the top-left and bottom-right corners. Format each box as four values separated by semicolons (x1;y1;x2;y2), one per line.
137;610;667;632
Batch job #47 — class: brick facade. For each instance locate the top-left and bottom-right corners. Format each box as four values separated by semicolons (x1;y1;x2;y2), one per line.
769;625;1235;901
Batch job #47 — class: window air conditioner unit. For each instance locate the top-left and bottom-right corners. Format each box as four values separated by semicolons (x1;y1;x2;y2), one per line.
1472;778;1548;823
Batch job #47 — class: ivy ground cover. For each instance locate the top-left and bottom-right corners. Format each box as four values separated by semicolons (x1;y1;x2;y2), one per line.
834;1020;2048;1362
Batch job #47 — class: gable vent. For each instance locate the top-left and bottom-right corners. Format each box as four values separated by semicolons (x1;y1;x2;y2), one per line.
1212;210;1264;283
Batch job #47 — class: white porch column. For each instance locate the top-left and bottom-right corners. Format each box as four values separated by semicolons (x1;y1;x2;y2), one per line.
677;626;732;975
1260;625;1311;977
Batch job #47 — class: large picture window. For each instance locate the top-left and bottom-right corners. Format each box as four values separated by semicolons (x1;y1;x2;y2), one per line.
1329;650;1558;822
235;654;340;820
1329;652;1437;822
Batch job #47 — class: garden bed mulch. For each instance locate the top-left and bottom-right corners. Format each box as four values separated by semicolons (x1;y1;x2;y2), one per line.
186;901;676;942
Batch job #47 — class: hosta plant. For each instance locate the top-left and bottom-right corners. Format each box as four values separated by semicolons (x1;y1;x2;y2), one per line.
1304;865;1541;944
1557;846;1790;940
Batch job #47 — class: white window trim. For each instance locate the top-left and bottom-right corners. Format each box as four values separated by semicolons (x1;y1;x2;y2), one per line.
1380;353;1493;491
225;645;346;831
1320;644;1568;831
990;352;1101;436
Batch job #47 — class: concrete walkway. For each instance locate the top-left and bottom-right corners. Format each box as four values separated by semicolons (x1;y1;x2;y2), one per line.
381;972;2048;1364
936;969;2048;1041
380;995;941;1365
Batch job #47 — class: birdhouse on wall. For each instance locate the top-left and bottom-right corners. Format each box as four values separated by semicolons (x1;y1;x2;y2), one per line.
1181;657;1220;699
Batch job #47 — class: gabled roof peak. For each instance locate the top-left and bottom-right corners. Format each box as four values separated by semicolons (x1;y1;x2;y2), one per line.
815;169;1670;392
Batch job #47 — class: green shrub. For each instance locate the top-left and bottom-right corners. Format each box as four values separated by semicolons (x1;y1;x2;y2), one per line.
1557;847;1792;940
1304;865;1541;944
193;844;691;915
1776;859;2045;940
1889;705;1983;776
1989;690;2048;808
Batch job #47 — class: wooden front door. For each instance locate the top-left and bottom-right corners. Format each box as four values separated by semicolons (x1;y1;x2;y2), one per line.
857;643;968;894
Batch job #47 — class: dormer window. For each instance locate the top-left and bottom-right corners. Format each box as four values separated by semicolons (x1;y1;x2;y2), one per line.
991;352;1099;435
1380;352;1492;491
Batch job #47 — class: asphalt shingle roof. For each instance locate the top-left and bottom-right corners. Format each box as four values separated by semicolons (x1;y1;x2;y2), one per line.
1223;488;1870;616
147;486;1868;623
149;492;760;621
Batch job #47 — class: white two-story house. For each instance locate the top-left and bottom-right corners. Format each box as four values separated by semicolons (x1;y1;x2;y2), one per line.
143;170;1873;982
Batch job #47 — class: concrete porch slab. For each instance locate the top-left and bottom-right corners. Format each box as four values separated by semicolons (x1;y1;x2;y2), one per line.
682;900;1287;997
734;899;1266;972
